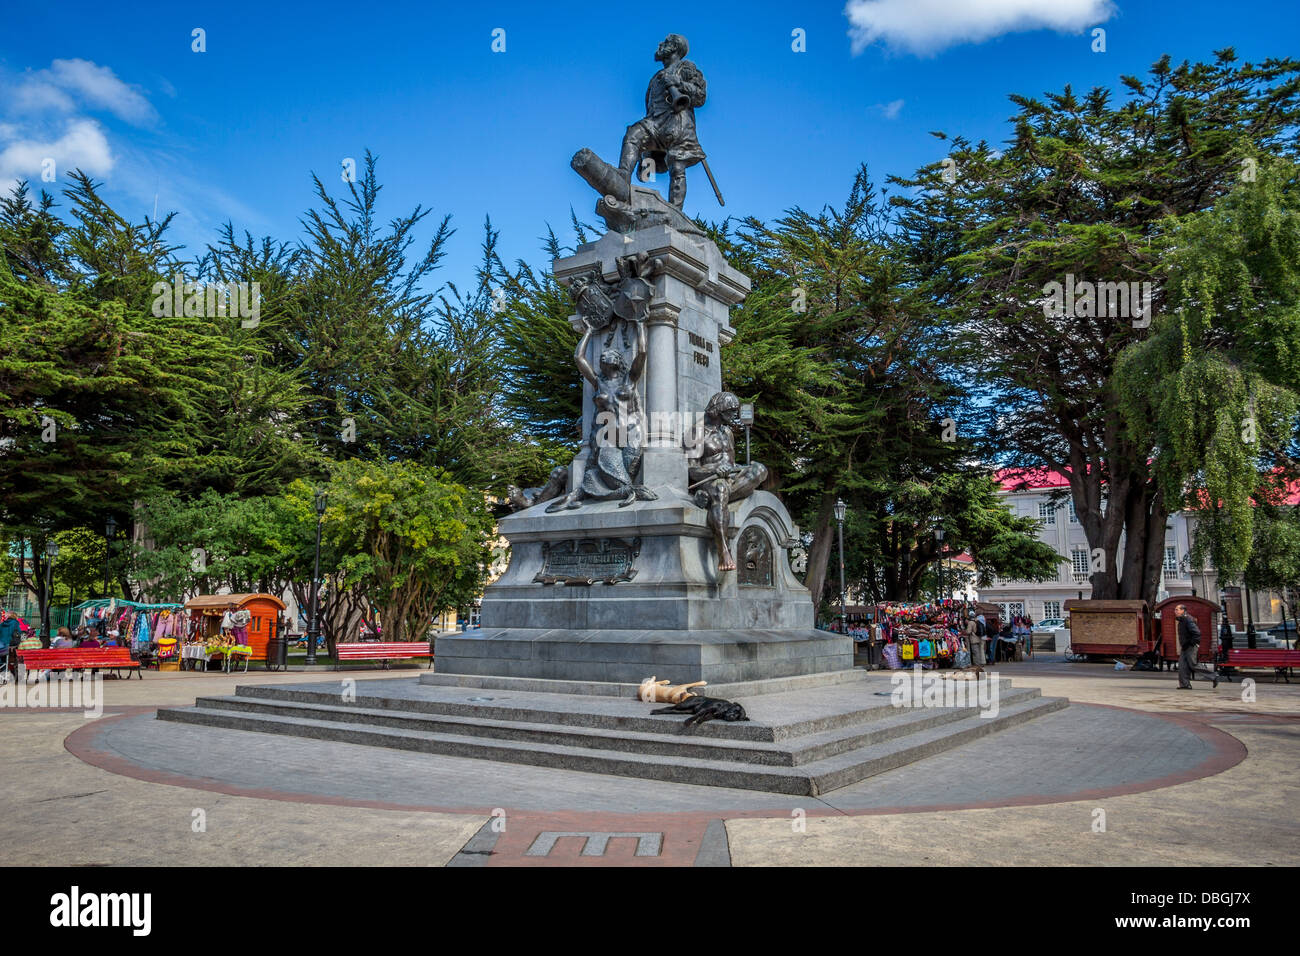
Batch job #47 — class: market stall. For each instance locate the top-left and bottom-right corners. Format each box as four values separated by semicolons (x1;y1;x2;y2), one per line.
872;600;972;669
183;593;286;669
73;599;185;669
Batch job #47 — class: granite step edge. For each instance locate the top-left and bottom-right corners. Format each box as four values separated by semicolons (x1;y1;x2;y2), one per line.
802;697;1071;795
786;686;1045;764
191;687;1042;768
155;706;821;795
417;667;872;698
231;684;782;741
191;695;804;767
231;676;1027;743
155;695;1068;796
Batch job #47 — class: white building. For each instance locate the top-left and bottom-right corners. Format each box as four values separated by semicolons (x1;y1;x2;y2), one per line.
977;468;1294;630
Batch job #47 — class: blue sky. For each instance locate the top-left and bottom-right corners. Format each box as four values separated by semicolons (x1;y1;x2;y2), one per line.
2;0;1297;287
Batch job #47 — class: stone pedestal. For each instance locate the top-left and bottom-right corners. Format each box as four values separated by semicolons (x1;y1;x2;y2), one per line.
438;204;852;683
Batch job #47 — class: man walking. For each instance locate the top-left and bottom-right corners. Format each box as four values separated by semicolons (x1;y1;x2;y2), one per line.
1175;604;1218;689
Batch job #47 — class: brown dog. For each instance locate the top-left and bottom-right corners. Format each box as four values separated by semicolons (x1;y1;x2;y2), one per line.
638;677;707;703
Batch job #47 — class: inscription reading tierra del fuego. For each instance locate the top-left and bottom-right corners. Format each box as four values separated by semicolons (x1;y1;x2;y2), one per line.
688;330;714;368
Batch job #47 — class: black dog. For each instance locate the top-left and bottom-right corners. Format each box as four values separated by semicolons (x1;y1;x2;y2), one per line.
650;695;749;727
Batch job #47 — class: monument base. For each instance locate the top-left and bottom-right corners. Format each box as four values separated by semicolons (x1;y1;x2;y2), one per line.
433;627;852;684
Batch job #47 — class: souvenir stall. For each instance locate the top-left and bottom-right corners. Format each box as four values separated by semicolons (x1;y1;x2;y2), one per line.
183;593;286;671
873;600;970;670
73;599;185;669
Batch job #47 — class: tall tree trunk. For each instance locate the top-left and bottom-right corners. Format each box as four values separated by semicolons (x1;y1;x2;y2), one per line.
1066;433;1130;600
803;492;838;610
1120;481;1168;604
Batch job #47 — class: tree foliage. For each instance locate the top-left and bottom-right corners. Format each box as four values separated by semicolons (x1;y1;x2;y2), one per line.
320;460;493;643
891;50;1300;602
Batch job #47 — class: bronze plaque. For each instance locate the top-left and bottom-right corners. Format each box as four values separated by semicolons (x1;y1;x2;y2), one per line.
535;537;641;585
737;526;773;587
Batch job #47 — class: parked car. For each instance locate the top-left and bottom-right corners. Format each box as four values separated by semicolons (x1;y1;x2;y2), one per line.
1032;617;1071;652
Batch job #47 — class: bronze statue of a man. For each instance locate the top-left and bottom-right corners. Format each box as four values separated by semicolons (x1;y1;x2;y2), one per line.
620;34;708;209
689;392;768;572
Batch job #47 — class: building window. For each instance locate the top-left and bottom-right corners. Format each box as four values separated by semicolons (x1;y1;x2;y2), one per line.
1042;600;1061;619
1071;549;1090;576
1068;500;1079;523
1039;502;1056;525
1164;546;1177;575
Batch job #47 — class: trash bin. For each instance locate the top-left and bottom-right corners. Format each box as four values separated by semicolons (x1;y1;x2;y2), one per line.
265;635;287;671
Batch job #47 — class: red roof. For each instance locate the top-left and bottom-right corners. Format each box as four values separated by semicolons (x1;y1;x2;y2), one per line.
997;466;1300;506
995;467;1071;491
1187;473;1300;509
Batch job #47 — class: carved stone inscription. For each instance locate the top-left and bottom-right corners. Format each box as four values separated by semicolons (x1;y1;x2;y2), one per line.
535;537;642;585
688;330;714;368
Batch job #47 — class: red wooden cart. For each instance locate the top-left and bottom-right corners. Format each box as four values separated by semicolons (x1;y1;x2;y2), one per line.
1153;596;1218;664
1064;599;1153;660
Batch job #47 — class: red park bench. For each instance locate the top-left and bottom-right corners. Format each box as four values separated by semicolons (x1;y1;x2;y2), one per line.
17;647;142;679
334;641;434;670
1223;647;1300;683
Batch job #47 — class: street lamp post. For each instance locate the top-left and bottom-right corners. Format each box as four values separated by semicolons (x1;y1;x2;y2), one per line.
1244;581;1257;649
306;491;327;666
834;499;847;631
1072;571;1088;602
103;515;117;598
43;539;59;644
934;527;945;602
739;403;754;466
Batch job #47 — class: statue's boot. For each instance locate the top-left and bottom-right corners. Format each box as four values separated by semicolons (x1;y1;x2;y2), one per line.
618;136;641;181
669;167;687;208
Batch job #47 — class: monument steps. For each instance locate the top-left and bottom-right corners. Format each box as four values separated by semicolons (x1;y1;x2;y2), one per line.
177;683;1044;767
230;674;1023;740
417;666;874;700
156;677;1067;795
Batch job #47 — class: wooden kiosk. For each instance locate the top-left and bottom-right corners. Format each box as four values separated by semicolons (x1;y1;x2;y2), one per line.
1064;599;1153;659
184;593;286;663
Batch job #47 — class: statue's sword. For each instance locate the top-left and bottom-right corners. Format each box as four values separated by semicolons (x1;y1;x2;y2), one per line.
700;157;725;207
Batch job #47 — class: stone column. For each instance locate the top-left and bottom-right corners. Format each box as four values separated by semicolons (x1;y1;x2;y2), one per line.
641;301;684;492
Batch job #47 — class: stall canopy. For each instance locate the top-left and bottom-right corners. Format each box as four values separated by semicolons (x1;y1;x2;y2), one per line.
73;599;183;611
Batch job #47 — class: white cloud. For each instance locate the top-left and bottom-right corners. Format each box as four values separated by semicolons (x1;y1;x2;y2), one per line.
0;58;162;198
0;118;114;192
7;58;157;126
845;0;1116;55
47;59;157;124
879;98;905;119
11;81;76;115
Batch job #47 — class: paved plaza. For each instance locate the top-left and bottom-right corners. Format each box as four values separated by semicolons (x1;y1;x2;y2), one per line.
1;658;1296;866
